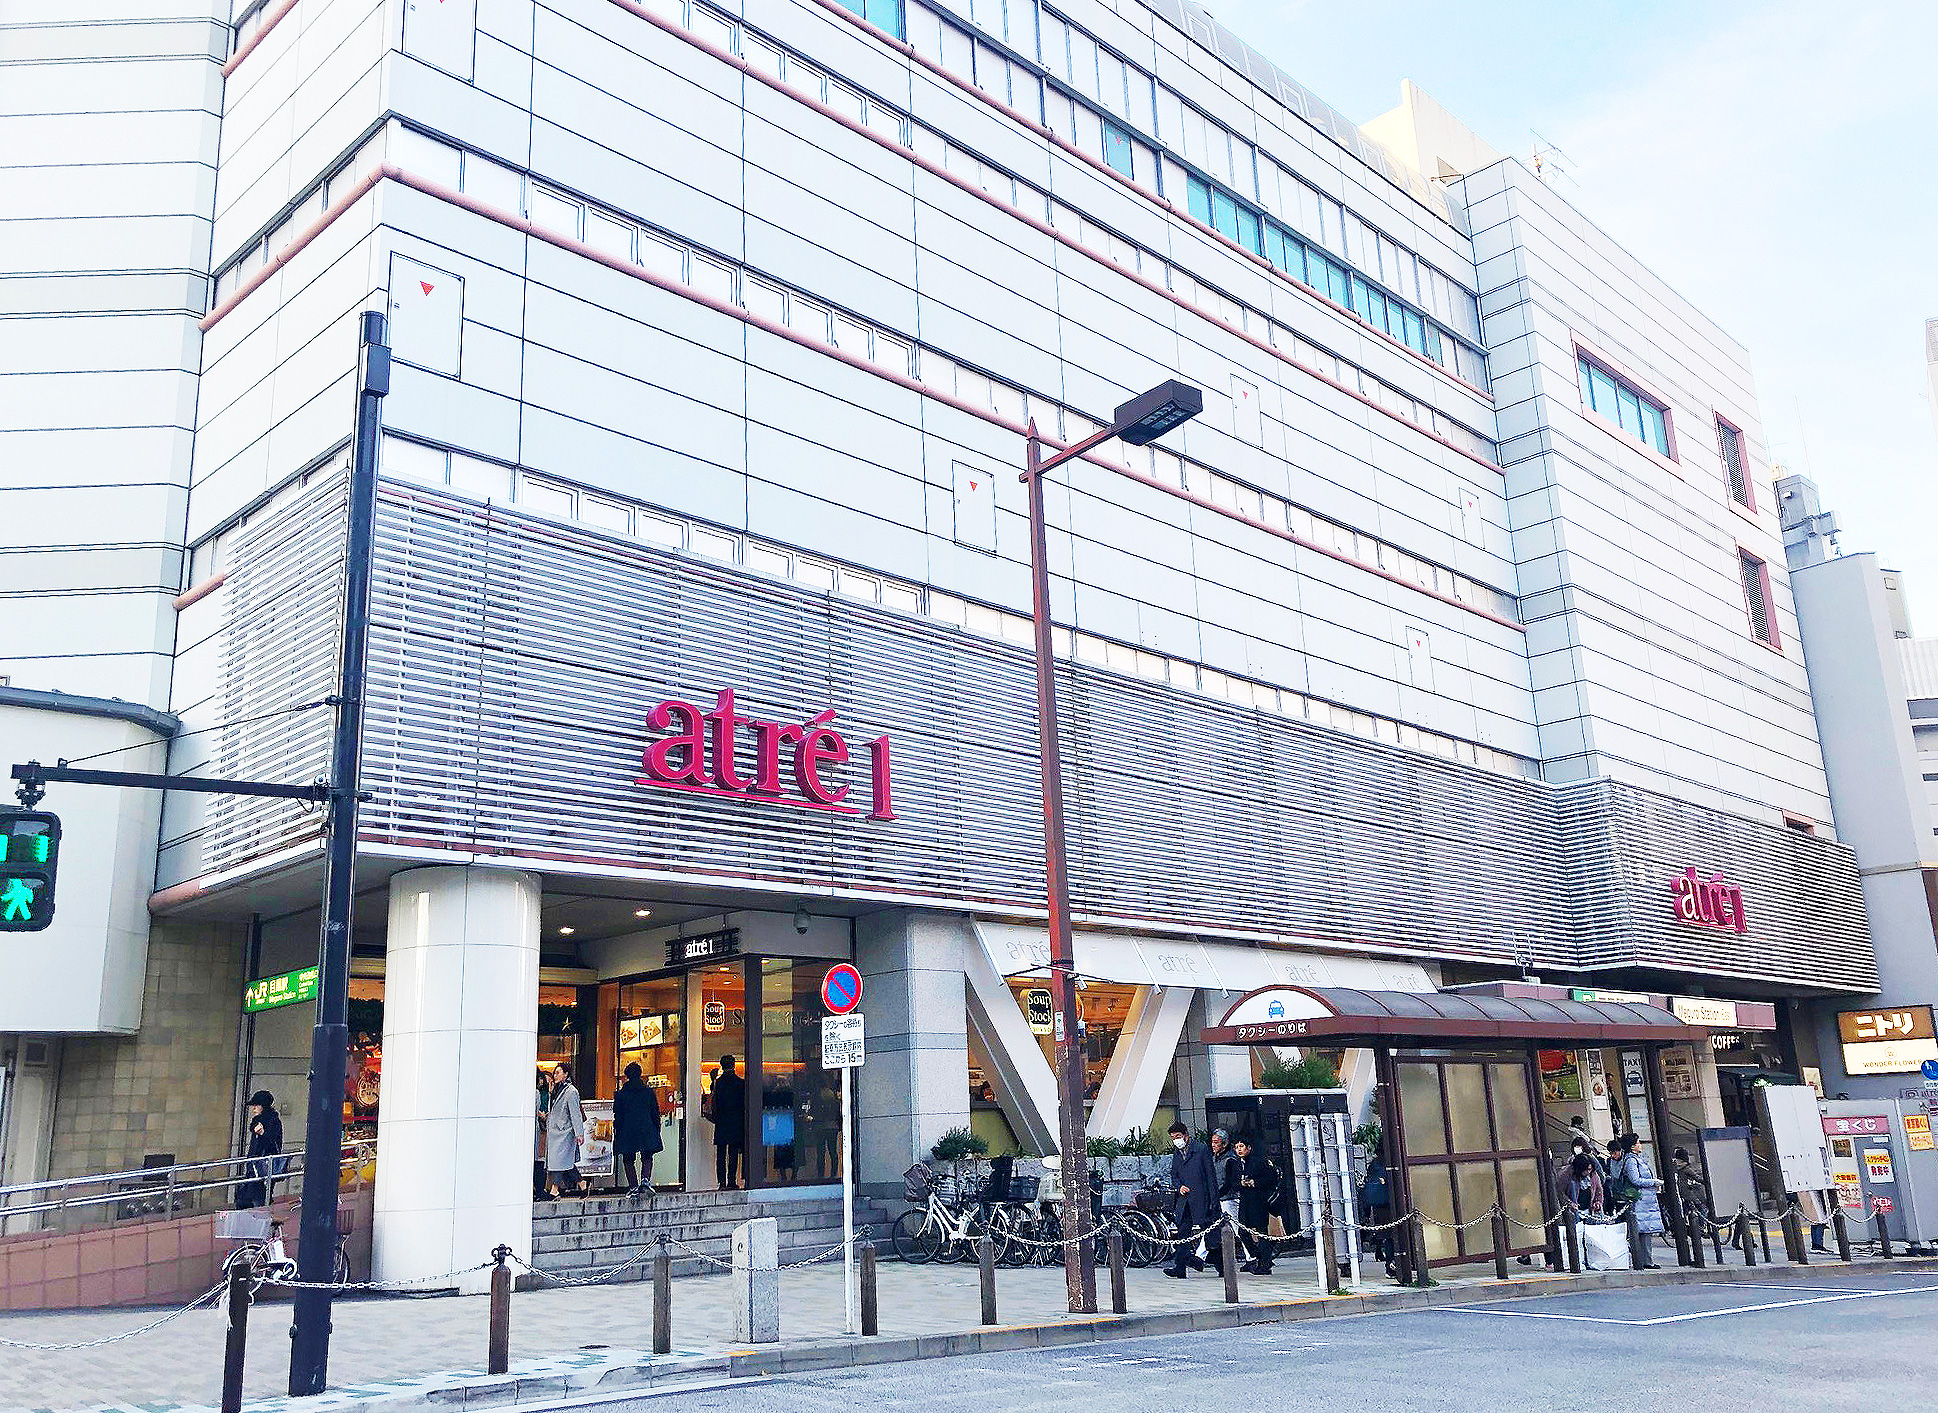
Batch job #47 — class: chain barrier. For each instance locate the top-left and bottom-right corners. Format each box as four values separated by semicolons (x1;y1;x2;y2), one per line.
0;1280;227;1351
263;1260;494;1293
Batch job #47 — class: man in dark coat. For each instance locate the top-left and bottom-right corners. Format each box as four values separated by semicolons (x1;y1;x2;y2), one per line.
613;1062;663;1197
235;1090;283;1209
711;1055;747;1190
1164;1121;1217;1278
1232;1135;1279;1274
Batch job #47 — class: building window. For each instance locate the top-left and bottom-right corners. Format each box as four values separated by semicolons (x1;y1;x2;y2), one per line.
1739;549;1780;648
835;0;902;39
1577;353;1671;458
1717;416;1752;509
1101;118;1133;178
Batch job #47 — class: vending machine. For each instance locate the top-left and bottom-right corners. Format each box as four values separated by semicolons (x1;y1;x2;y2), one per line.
1820;1098;1938;1250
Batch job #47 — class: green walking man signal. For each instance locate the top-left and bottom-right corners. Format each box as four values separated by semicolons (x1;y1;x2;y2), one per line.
0;810;60;931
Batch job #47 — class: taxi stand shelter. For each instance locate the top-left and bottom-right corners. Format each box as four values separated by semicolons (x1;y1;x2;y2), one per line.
1202;987;1712;1279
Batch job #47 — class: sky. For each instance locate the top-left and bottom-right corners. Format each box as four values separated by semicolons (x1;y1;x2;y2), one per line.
1202;0;1938;628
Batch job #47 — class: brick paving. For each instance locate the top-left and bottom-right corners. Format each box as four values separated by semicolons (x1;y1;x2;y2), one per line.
0;1233;1788;1412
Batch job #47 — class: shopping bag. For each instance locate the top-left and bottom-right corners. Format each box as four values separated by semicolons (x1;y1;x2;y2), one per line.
1578;1220;1632;1271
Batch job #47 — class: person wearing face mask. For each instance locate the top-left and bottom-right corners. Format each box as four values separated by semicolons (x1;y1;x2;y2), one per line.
1164;1121;1217;1278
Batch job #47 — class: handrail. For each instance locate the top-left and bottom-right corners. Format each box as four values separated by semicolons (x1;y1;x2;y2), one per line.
0;1142;375;1224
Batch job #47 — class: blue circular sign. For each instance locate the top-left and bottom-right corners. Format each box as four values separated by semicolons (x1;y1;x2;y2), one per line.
822;963;863;1015
1921;1058;1938;1082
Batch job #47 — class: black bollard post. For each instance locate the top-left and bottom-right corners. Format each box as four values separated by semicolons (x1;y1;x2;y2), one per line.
1563;1208;1581;1275
220;1258;252;1413
1757;1214;1772;1265
1220;1222;1240;1304
1710;1214;1725;1267
1740;1211;1757;1267
1410;1214;1432;1289
1790;1211;1811;1265
1833;1206;1853;1263
978;1236;998;1325
860;1244;879;1336
1877;1205;1895;1259
487;1245;512;1376
1688;1210;1706;1269
1107;1226;1127;1315
652;1240;672;1355
1492;1208;1510;1281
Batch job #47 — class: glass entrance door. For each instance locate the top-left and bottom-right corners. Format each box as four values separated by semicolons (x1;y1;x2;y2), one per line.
613;976;684;1190
694;963;747;1190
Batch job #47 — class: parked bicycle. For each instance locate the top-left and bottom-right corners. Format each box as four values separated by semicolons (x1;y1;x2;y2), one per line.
892;1163;993;1264
231;1216;350;1285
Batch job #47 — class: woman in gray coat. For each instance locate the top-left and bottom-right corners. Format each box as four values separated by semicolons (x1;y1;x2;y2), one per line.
545;1062;588;1199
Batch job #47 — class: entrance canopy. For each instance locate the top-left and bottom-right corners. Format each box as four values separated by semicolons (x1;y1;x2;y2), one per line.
1201;986;1707;1048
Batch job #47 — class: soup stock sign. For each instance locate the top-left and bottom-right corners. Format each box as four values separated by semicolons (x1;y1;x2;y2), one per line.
636;688;897;821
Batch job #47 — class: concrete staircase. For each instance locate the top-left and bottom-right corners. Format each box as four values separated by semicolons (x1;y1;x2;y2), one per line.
530;1188;892;1280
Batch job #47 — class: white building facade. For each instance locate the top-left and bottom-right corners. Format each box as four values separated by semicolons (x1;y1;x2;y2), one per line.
2;0;1877;1278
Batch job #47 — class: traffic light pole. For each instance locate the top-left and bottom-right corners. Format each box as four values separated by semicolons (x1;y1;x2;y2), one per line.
289;310;389;1396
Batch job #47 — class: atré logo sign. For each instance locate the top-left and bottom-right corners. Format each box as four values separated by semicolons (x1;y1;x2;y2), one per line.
637;688;895;820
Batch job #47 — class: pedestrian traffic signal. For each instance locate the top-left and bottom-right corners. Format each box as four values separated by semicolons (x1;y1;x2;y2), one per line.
0;811;59;932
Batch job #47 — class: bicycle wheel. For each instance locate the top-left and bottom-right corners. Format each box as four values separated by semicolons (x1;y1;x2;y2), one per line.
1033;1209;1063;1266
891;1208;941;1264
332;1244;351;1284
996;1206;1035;1267
1121;1210;1165;1268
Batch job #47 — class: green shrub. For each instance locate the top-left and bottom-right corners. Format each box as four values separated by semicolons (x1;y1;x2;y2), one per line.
1119;1124;1166;1156
931;1127;989;1161
1085;1135;1124;1159
1352;1122;1382;1153
1257;1055;1341;1090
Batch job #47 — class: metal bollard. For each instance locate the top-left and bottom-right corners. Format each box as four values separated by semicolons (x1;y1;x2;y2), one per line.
1409;1214;1432;1289
652;1240;672;1355
487;1244;513;1376
1739;1210;1757;1267
1491;1208;1510;1281
1563;1208;1581;1275
977;1235;997;1325
1710;1216;1725;1267
1757;1214;1772;1265
1833;1206;1853;1263
1107;1226;1127;1315
1688;1211;1706;1269
1789;1211;1810;1265
1318;1216;1339;1294
1877;1205;1895;1259
1220;1222;1240;1304
220;1258;251;1413
860;1243;878;1336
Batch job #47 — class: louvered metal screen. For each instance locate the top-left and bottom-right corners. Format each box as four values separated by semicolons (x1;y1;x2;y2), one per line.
200;480;1875;992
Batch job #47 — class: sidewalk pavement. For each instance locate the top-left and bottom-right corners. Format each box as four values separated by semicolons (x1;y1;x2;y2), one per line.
0;1235;1909;1413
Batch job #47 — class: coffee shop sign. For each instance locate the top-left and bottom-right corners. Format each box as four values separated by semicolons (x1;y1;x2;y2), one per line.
638;688;895;820
1669;867;1747;934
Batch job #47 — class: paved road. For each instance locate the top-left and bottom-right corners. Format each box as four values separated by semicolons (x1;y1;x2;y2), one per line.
573;1271;1938;1413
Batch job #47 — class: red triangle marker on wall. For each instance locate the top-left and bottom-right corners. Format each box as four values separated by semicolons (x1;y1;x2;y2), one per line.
419;281;435;295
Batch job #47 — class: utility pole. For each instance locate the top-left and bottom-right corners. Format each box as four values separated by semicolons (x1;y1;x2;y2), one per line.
288;310;389;1395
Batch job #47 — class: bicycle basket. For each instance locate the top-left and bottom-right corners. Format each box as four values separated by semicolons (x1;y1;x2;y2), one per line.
1134;1188;1168;1214
1008;1174;1041;1204
902;1163;934;1202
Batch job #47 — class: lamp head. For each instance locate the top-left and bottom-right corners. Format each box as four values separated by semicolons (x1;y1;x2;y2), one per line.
1111;379;1202;446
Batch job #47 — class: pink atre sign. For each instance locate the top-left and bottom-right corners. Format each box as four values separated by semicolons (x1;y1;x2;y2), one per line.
637;688;895;821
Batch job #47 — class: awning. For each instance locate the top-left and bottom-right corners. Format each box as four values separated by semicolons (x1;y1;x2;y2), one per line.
973;922;1436;994
1201;986;1707;1047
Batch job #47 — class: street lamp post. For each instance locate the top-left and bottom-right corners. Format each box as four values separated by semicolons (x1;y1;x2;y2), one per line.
1019;380;1202;1314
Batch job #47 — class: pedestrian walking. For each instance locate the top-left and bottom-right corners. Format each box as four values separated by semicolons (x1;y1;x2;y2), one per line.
234;1090;282;1209
709;1054;746;1190
1163;1122;1217;1278
1613;1133;1664;1268
613;1061;663;1197
544;1062;587;1199
1232;1135;1278;1274
1567;1116;1607;1177
1208;1128;1240;1273
1360;1151;1394;1267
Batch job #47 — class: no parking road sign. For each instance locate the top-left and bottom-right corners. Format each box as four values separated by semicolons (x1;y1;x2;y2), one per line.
822;963;863;1015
